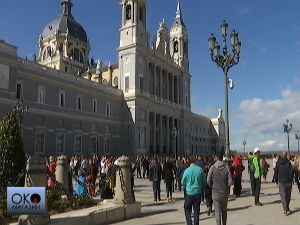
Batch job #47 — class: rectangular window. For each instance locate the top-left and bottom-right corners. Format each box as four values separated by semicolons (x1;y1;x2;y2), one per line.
125;76;129;90
185;95;188;108
139;76;143;90
56;134;65;154
106;103;111;117
38;87;45;104
16;83;22;100
35;132;45;153
59;91;65;107
104;137;111;154
90;136;97;154
77;96;82;111
92;99;97;113
74;135;82;153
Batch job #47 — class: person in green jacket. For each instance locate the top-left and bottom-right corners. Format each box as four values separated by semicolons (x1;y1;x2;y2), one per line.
252;147;263;206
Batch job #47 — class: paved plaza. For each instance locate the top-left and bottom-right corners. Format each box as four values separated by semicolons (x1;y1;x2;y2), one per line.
112;160;300;225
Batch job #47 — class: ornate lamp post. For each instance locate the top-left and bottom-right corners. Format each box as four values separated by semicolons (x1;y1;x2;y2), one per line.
172;127;179;159
208;20;241;159
243;139;246;158
13;99;29;125
295;130;299;155
283;119;292;156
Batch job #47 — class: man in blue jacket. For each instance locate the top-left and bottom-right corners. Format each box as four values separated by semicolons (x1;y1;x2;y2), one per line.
181;157;205;225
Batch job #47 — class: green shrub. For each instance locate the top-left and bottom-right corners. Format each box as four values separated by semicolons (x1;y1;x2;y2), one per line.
0;112;26;193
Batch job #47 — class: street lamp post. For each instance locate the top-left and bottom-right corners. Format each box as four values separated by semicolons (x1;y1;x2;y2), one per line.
13;99;29;125
208;20;241;159
283;119;292;156
243;139;246;158
172;127;179;159
295;130;299;155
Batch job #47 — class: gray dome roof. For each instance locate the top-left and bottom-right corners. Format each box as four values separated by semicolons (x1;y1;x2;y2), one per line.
42;15;87;43
41;0;87;43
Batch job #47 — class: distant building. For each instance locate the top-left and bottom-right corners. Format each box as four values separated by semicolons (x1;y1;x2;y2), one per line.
0;0;225;156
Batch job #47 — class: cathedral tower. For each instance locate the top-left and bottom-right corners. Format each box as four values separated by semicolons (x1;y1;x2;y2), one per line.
118;0;149;93
37;0;90;75
170;1;189;73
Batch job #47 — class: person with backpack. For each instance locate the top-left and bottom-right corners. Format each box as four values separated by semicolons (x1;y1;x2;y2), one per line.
252;147;263;206
248;152;255;196
207;153;232;225
232;155;245;197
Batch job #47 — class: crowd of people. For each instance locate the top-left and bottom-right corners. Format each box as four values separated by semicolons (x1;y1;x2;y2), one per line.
41;149;300;225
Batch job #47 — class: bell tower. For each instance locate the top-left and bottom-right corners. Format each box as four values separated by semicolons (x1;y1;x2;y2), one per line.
118;0;149;93
119;0;148;48
170;1;189;73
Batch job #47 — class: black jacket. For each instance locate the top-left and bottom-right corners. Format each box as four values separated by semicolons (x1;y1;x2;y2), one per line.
274;158;293;184
163;162;175;183
149;162;162;182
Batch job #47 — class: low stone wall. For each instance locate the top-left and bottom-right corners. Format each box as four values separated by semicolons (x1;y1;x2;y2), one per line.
50;201;141;225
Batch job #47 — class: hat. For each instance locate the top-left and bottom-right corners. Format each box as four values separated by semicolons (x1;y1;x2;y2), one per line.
253;147;260;154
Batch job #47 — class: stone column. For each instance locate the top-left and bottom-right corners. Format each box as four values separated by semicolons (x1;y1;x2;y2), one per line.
172;75;175;102
55;155;72;193
177;76;180;104
114;156;134;204
166;116;169;154
159;114;163;154
153;65;157;96
146;111;150;154
159;68;163;98
153;112;156;154
166;73;169;100
19;155;50;225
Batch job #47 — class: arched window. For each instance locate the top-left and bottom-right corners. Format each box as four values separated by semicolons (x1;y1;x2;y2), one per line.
126;4;132;21
174;41;179;53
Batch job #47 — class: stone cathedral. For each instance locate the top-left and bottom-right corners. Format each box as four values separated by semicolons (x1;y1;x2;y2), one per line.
0;0;225;157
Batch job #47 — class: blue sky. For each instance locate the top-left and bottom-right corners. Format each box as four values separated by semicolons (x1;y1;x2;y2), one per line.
0;0;299;152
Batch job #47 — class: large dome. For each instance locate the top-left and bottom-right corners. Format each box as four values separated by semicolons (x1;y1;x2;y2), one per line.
41;0;87;43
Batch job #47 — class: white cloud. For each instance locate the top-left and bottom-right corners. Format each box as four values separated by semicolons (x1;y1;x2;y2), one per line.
235;88;300;152
260;140;276;147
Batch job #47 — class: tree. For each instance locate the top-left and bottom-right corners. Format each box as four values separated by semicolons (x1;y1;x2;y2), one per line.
0;112;26;193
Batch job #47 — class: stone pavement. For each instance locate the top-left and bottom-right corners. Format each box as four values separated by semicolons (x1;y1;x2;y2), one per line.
111;160;300;225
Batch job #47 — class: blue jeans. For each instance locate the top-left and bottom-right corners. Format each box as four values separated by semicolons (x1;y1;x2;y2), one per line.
152;181;161;201
166;181;173;198
184;193;201;225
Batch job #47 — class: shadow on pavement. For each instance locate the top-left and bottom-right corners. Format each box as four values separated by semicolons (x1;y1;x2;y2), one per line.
262;199;281;205
142;202;166;207
141;208;178;217
289;207;300;215
228;205;252;211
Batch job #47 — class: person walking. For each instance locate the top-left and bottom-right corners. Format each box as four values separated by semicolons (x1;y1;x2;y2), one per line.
181;157;205;225
271;154;278;182
149;157;163;202
163;157;175;201
274;151;293;215
252;147;263;206
232;155;245;197
261;156;270;183
207;153;232;225
204;156;214;215
248;152;255;196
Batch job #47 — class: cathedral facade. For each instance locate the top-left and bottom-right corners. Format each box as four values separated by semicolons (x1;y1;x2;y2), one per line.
0;0;225;157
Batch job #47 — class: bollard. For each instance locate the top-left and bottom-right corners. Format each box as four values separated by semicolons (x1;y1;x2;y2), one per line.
18;155;50;225
113;156;134;204
55;155;71;193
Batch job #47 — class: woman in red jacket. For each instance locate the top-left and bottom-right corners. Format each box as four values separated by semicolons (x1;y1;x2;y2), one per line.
232;156;245;197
